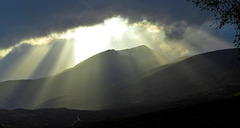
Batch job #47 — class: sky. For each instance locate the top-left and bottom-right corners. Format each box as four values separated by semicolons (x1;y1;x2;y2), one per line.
0;0;236;82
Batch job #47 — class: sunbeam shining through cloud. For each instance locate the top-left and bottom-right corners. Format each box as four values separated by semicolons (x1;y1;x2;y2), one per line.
62;17;128;63
0;16;233;82
0;1;239;127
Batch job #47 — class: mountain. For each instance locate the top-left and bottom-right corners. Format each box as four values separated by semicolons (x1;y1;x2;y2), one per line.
0;47;239;128
0;45;168;110
0;46;239;112
38;48;240;110
102;48;240;109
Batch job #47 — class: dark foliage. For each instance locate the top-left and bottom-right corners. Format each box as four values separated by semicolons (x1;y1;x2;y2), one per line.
187;0;240;47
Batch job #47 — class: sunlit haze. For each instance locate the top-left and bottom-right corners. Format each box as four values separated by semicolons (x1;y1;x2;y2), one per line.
1;1;240;127
0;16;233;81
62;17;128;63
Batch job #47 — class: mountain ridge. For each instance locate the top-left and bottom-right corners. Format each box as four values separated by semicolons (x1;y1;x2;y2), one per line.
0;45;169;110
0;47;239;112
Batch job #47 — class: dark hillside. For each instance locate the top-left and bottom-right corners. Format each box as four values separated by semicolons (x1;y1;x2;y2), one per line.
1;95;240;128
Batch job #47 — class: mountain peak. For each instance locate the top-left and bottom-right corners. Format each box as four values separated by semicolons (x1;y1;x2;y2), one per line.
134;45;150;50
118;45;152;56
119;45;150;52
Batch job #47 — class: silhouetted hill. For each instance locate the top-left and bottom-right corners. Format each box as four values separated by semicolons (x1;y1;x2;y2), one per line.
0;45;168;110
1;94;240;128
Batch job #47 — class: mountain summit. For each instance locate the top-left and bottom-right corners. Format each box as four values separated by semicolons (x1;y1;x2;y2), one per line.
119;45;168;71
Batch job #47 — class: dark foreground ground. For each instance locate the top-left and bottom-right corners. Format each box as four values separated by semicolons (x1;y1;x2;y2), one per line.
1;95;240;128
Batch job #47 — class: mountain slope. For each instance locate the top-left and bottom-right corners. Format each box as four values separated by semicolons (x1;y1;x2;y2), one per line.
0;45;168;110
0;47;239;111
34;48;240;110
102;48;240;108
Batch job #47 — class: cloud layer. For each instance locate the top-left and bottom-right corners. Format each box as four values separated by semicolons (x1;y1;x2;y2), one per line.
0;0;211;49
0;0;235;82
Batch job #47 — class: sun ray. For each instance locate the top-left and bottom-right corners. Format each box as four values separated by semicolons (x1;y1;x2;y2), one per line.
61;17;128;64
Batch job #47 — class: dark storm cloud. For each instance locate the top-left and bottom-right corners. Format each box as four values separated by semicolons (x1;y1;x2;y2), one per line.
0;0;211;49
164;22;188;40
